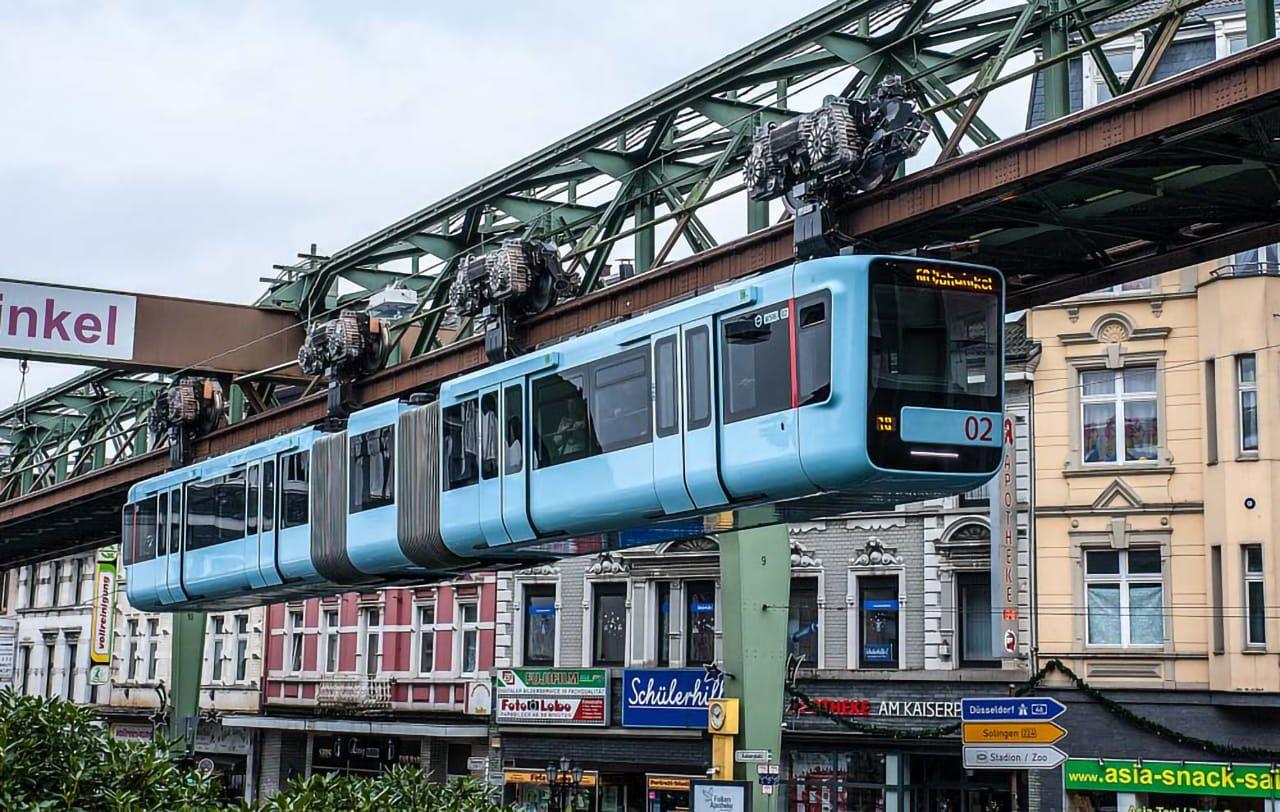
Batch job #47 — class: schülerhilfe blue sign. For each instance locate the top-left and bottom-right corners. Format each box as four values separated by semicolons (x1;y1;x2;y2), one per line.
622;668;725;728
961;697;1066;722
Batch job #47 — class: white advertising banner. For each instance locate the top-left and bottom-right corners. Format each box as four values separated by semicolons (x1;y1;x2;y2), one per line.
0;617;16;685
0;279;136;362
990;415;1019;658
89;548;118;685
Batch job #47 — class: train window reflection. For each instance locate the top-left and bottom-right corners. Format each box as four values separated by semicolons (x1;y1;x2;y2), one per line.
350;426;395;512
480;393;499;480
443;400;479;489
685;327;712;430
797;292;832;407
281;451;309;529
590;350;651;453
655;337;678;437
534;372;596;468
722;304;792;423
503;385;523;475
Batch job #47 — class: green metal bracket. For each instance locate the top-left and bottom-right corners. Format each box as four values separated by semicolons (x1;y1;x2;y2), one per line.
168;610;206;755
1247;0;1276;45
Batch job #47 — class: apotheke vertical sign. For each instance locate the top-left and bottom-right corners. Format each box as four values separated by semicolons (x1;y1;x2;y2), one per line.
989;415;1018;658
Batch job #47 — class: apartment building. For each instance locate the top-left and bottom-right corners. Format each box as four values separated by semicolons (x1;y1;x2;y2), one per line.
3;555;99;705
239;578;495;797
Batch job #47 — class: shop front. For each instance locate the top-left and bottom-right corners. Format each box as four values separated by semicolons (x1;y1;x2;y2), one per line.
505;767;600;811
784;679;1028;811
194;720;252;802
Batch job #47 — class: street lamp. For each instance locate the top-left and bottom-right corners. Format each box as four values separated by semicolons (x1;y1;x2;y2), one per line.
545;756;583;812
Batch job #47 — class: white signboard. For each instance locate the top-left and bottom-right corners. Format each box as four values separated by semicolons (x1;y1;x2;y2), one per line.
692;781;751;812
0;618;15;685
963;745;1067;770
90;549;118;675
735;749;772;763
0;279;136;362
493;668;608;727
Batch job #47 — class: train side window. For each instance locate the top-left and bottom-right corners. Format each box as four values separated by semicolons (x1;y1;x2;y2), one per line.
281;451;310;529
533;370;597;468
246;466;260;537
135;497;158;563
186;480;219;550
218;469;247;543
480;392;499;480
685;327;712;430
443;400;479;490
797;292;832;406
121;504;136;566
591;349;652;453
169;489;183;554
350;426;396;512
262;460;275;533
721;303;793;423
655;337;678;437
504;385;524;475
157;494;168;557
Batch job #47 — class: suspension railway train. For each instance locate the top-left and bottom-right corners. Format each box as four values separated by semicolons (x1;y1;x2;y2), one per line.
123;254;1005;611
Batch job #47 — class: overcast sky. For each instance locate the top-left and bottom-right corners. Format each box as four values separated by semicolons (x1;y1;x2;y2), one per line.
0;0;1031;409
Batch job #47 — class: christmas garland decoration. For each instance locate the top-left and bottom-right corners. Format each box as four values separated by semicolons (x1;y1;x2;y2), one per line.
785;658;1280;760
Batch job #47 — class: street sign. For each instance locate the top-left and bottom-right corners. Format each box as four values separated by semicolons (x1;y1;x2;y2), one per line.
759;774;780;787
961;697;1066;722
756;764;780;776
962;721;1067;745
963;745;1068;770
735;749;772;763
467;756;488;771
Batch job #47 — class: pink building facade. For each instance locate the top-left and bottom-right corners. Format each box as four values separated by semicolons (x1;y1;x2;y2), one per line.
230;575;497;797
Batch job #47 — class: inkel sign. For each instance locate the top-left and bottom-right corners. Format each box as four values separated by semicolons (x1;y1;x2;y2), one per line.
0;280;136;362
622;668;725;728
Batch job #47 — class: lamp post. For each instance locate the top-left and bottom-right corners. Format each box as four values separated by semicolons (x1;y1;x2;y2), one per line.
545;756;583;812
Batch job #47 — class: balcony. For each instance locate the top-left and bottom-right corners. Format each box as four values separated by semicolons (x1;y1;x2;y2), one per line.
316;676;392;711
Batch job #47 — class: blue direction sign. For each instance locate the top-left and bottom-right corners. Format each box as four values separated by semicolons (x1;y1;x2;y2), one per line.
962;697;1066;723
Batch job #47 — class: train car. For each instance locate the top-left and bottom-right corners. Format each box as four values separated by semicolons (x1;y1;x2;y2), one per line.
124;253;1004;611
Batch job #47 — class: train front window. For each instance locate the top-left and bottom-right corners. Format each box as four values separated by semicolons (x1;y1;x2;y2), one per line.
869;270;1000;403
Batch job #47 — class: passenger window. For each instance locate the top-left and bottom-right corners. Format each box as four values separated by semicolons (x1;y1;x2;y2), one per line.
655;337;678;437
350;426;395;512
685;327;712;430
169;489;183;554
281;451;310;529
797;292;832;406
262;460;275;533
135;497;158;563
247;466;260;536
185;480;219;550
504;385;524;475
722;303;793;423
220;470;247;543
481;392;499;480
157;495;169;557
591;350;652;453
443;400;479;490
534;371;596;468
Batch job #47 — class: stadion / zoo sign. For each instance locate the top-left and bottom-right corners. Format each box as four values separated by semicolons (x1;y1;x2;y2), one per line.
493;668;608;727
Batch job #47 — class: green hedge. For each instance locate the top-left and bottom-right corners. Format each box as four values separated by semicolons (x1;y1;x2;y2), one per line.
0;691;508;811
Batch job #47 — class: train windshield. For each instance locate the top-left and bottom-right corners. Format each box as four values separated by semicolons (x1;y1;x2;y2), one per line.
869;261;1001;407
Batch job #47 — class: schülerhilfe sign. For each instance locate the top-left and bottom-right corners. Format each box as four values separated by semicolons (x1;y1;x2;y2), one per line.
0;280;137;362
622;668;725;728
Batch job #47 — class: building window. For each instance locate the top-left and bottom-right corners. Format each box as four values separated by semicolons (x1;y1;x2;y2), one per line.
1245;545;1266;647
1085;549;1164;647
63;634;78;701
42;636;56;697
957;572;997;667
17;644;32;694
655;581;672;667
458;601;479;675
24;564;37;609
360;607;382;677
858;576;900;669
592;583;627;667
417;604;436;674
287;609;304;673
68;557;84;605
521;585;556;667
0;570;9;614
145;619;159;681
1081;366;1158;463
234;614;249;681
50;561;62;607
1238;354;1259;453
125;619;140;680
322;608;340;674
211;616;226;682
1232;244;1279;273
686;580;716;666
788;578;820;666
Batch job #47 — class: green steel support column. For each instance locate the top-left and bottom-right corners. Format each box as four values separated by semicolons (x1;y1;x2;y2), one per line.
1247;0;1275;44
719;523;790;807
133;428;148;455
229;385;245;424
168;610;206;754
635;195;655;273
1042;0;1071;122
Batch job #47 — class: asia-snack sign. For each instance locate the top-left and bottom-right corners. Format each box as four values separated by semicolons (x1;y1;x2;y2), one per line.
494;668;608;726
622;668;725;728
1065;758;1280;799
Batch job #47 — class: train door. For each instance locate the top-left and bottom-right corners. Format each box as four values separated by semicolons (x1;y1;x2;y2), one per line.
680;319;729;509
162;487;188;604
244;464;269;590
256;458;284;587
477;386;512;546
499;380;537;542
652;329;694;514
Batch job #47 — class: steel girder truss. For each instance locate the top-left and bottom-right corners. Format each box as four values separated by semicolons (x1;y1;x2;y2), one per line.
0;0;1226;503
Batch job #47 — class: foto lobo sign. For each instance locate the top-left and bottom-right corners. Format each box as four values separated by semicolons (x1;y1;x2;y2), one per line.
493;668;608;726
0;279;136;362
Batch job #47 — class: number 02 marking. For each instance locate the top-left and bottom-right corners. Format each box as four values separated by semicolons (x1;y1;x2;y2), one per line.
964;416;994;442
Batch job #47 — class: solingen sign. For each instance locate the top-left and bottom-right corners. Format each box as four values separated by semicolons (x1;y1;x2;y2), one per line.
0;280;137;363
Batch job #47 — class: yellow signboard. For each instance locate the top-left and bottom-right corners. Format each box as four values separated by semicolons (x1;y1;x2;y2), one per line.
504;770;599;787
962;721;1066;745
647;775;694;791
